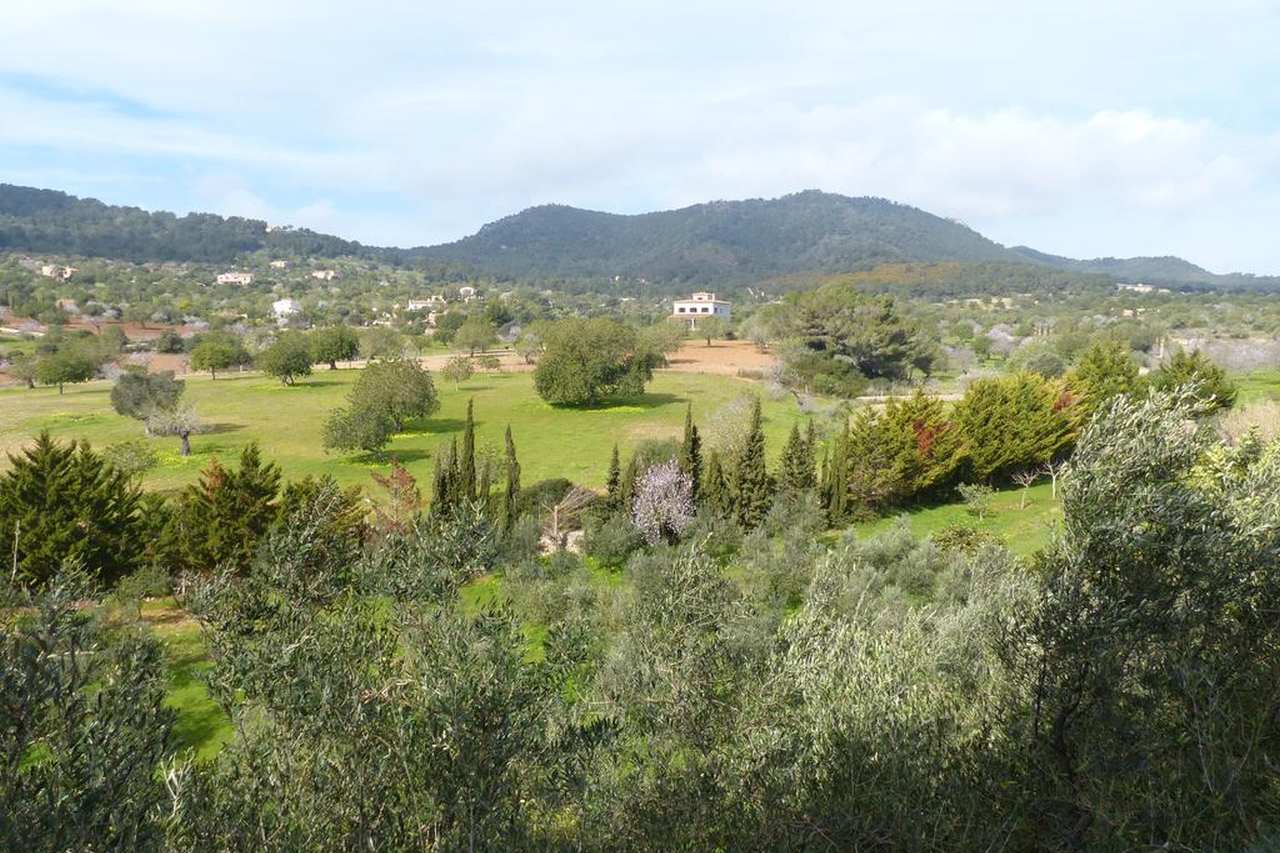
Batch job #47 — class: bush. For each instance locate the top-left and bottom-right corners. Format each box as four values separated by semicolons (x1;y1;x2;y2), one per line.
584;513;643;567
958;482;995;518
930;523;1003;556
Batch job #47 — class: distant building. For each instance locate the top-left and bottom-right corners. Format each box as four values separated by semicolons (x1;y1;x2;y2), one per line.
311;269;339;281
405;296;447;312
40;264;77;280
272;298;302;323
217;272;254;286
269;260;289;269
671;292;731;328
458;285;477;300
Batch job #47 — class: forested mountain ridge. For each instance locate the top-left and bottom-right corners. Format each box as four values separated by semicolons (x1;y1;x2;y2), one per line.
412;192;1017;283
3;182;1275;291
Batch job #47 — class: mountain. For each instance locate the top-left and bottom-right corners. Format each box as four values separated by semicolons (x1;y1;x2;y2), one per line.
2;182;1274;291
411;192;1019;283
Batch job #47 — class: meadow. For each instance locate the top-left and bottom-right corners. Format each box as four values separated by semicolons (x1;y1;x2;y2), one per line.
0;367;813;493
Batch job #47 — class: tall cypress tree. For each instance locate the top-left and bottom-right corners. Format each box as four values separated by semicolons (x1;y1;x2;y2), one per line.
679;404;702;506
618;454;638;519
779;422;815;492
819;422;851;524
430;440;456;516
605;444;621;513
459;398;477;502
478;459;492;511
731;397;772;529
702;451;731;519
503;425;520;533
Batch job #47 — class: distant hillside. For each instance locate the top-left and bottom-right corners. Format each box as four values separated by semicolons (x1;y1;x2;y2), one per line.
0;184;378;264
2;182;1276;291
411;191;1020;284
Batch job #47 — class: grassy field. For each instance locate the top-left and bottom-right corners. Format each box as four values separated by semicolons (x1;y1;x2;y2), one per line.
1231;369;1280;406
852;481;1061;556
0;368;813;493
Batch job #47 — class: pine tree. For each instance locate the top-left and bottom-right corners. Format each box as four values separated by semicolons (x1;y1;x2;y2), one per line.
459;398;477;502
502;425;520;533
605;444;621;512
0;432;144;589
171;443;280;575
618;454;639;518
478;459;492;512
779;422;816;492
679;404;702;506
731;397;772;529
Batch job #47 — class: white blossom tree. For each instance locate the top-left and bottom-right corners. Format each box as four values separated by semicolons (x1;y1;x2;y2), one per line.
632;460;695;545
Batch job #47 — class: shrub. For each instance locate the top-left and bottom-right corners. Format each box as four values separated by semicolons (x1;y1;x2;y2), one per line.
958;482;995;518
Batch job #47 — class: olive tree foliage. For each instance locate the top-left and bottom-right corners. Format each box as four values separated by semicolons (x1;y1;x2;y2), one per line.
1;571;175;852
146;403;205;456
308;325;360;369
256;332;313;385
166;493;594;852
996;390;1280;850
110;367;184;422
533;317;662;406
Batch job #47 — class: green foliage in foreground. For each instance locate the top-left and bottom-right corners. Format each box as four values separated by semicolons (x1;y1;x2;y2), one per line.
6;390;1280;849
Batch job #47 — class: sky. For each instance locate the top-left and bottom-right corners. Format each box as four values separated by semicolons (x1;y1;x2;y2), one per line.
2;1;1279;273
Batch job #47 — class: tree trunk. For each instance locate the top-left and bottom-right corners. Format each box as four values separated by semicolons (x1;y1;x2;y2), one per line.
24;378;34;389
210;369;217;380
179;431;191;457
330;360;338;370
58;384;64;395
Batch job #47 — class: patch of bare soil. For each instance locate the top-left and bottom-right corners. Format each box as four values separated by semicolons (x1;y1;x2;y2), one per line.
662;340;777;377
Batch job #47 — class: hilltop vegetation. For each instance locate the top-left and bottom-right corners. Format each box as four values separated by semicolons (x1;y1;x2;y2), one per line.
4;183;1275;292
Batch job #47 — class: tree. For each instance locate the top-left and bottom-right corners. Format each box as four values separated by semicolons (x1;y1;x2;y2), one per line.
533;317;662;406
701;451;732;518
454;315;497;356
168;443;280;575
638;321;686;358
782;285;934;382
0;433;144;589
323;403;395;455
632;460;695;545
310;325;360;370
110;366;184;420
605;444;622;512
502;425;520;533
190;333;249;379
257;332;313;385
459;399;477;502
1148;348;1236;412
7;353;36;389
953;372;1075;482
779;422;816;492
146;403;205;456
35;349;96;394
695;316;727;346
361;326;404;360
513;328;544;364
348;358;440;430
730;397;772;529
678;404;702;506
1067;339;1139;421
441;356;474;390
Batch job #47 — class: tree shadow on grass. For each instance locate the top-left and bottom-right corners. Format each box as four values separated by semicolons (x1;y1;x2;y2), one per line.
402;417;466;435
553;391;687;411
293;380;343;388
345;447;436;467
200;422;244;435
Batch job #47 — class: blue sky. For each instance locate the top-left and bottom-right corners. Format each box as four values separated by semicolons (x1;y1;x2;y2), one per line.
2;1;1279;273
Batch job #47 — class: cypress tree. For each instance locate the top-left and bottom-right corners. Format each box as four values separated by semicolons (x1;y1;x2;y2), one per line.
478;459;492;511
702;451;731;518
459;398;477;502
679;404;702;505
618;454;638;518
731;397;772;529
605;444;621;512
819;423;851;524
779;422;815;492
430;444;451;515
503;425;520;532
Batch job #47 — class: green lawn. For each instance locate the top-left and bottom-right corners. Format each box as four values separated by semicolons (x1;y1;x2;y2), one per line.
0;369;811;494
139;598;232;761
1231;369;1280;406
851;481;1061;556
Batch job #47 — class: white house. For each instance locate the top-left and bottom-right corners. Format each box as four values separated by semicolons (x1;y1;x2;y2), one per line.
671;292;731;328
311;269;339;281
269;260;289;269
458;285;477;300
40;264;77;280
272;298;302;323
217;272;254;286
405;295;447;312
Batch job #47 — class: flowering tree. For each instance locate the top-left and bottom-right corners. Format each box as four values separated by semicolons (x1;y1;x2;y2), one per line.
632;460;694;545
